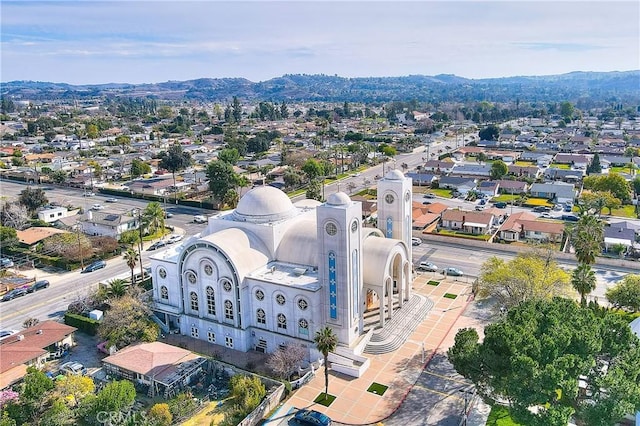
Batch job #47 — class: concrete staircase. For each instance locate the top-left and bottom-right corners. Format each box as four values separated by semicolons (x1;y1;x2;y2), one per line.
364;294;434;355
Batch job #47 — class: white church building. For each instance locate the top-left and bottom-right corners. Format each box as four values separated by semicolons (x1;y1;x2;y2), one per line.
149;170;428;370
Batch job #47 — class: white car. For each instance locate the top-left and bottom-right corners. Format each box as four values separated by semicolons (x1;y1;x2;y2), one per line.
411;237;422;246
166;234;183;244
193;215;207;223
59;361;87;375
91;204;104;210
105;198;118;203
418;261;438;272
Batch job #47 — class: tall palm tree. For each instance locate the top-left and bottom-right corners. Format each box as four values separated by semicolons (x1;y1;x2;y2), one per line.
123;249;138;285
143;202;165;237
571;263;597;307
570;214;604;265
314;327;338;400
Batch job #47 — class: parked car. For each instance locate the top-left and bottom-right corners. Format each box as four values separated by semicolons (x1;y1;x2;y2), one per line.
82;192;95;197
494;202;507;209
411;237;422;246
562;214;579;222
418;261;438;272
475;205;485;211
0;330;19;341
443;267;464;276
105;197;118;203
422;201;432;205
59;361;87;375
294;409;332;426
91;204;104;210
423;193;436;199
167;234;184;244
147;240;168;251
479;199;487;205
27;280;50;293
193;215;207;223
165;212;174;218
82;260;106;273
0;258;14;269
1;288;27;301
563;205;573;212
540;213;553;219
533;206;551;213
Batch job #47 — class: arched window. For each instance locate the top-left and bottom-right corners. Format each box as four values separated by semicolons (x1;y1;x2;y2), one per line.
190;291;198;311
298;318;309;335
277;313;287;330
160;286;168;300
256;308;266;325
275;293;286;305
206;286;215;315
224;300;234;320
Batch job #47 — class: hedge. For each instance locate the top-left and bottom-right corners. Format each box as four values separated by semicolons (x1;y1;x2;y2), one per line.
64;312;100;335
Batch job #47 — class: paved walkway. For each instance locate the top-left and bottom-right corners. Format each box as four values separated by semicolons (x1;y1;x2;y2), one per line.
280;274;492;425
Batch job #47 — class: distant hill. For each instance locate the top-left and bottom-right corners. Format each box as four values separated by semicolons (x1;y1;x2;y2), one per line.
2;71;639;104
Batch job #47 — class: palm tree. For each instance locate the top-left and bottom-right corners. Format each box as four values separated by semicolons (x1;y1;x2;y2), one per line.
159;144;192;204
143;202;165;237
571;263;597;307
105;279;128;299
123;249;138;285
570;214;604;265
314;326;338;400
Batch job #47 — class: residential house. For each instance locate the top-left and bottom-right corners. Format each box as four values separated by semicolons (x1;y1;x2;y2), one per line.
406;172;436;186
508;165;541;179
440;209;495;235
437;176;477;196
16;227;69;248
411;202;447;232
604;221;640;252
102;342;207;399
496;180;528;195
449;164;492;178
127;177;175;196
37;207;78;224
81;211;140;239
421;160;455;174
498;212;565;243
0;321;77;389
529;182;576;204
477;181;499;198
553;154;590;170
486;150;520;163
544;168;584;182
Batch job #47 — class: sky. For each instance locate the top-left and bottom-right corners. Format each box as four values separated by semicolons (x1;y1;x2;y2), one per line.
1;1;639;85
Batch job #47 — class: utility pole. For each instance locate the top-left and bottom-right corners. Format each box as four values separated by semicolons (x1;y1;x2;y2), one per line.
133;209;145;281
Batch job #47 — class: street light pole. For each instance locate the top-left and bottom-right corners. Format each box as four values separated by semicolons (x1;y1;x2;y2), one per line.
133;209;145;282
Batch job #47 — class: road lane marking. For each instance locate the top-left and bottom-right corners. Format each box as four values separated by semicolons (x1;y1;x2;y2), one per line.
423;370;470;385
412;383;463;400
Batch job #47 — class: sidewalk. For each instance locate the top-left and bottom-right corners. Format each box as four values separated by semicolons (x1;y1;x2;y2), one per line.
284;275;492;425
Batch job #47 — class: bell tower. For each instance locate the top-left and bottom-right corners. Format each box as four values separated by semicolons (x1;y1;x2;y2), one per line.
316;192;363;345
377;169;413;254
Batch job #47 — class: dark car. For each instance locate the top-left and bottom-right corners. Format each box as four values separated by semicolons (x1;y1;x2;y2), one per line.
27;280;50;293
479;199;487;205
494;202;507;209
423;193;436;199
1;288;27;302
533;206;550;213
147;241;167;251
82;260;106;273
294;409;332;426
562;214;579;222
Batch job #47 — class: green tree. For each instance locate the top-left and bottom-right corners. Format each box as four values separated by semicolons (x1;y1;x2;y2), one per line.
147;403;173;426
217;147;240;165
632;176;640;197
55;374;95;407
90;380;136;415
207;160;238;207
587;152;602;174
578;190;620;216
448;298;640;426
130;158;151;178
0;226;18;249
571;263;597;307
559;101;575;120
490;160;508;179
478;250;571;311
86;124;99;139
18;187;48;213
103;279;128;299
229;375;266;412
123;247;139;285
478;124;499;141
98;294;159;348
50;170;67;184
18;366;55;421
314;327;338;400
159;144;192;204
232;96;242;123
605;274;640;312
301;158;324;181
583;173;631;203
570;214;604;265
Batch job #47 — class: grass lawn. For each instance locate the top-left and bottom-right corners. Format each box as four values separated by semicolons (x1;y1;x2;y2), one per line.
314;393;336;407
486;405;521;426
523;198;553;207
366;382;389;396
427;280;440;286
436;229;491;241
491;194;518;203
606;204;638;219
443;293;457;299
430;188;453;198
610;166;637;174
514;161;535;166
549;163;571;170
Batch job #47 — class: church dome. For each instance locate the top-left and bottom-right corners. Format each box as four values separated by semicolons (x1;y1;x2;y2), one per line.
327;192;351;206
233;186;297;223
385;169;405;180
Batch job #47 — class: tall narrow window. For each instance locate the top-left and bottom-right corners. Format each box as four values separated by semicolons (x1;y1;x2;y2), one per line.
206;286;215;315
224;300;234;320
160;286;168;300
256;309;266;325
277;313;287;330
298;318;309;335
190;292;198;311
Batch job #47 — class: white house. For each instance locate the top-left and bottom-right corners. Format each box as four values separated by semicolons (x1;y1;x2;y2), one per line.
37;207;77;224
80;211;140;238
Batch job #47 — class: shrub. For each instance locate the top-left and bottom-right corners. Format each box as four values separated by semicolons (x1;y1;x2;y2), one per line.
64;312;100;335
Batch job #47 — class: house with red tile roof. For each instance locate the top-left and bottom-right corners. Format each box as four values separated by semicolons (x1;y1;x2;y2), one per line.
440;209;496;235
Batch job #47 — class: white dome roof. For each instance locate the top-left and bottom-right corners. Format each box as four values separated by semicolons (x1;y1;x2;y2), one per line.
385;169;405;180
233;186;296;223
327;192;351;206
